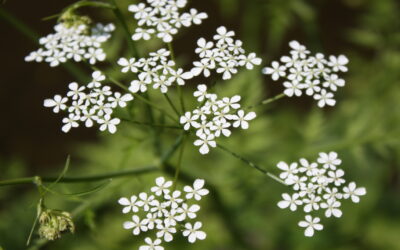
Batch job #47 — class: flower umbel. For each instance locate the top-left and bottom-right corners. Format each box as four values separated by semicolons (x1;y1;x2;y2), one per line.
181;84;256;154
119;177;208;249
276;152;366;237
25;21;114;67
262;41;348;108
43;71;133;133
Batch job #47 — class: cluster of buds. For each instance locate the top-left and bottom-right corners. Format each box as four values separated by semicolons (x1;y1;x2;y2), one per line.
38;208;75;241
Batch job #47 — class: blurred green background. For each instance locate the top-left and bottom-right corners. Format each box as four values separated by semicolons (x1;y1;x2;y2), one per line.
1;0;400;249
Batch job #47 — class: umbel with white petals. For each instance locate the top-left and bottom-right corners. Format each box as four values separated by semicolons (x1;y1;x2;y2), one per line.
119;177;209;250
181;84;256;154
262;40;349;108
25;22;114;67
276;152;366;237
44;71;133;134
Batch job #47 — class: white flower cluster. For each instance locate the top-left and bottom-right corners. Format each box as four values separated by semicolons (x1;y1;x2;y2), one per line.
262;41;349;108
118;48;193;94
25;22;115;67
128;0;208;43
44;71;133;133
276;152;366;237
181;84;256;154
191;26;262;80
119;176;209;250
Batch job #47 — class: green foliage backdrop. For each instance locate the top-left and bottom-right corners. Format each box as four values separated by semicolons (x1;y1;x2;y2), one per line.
0;0;399;249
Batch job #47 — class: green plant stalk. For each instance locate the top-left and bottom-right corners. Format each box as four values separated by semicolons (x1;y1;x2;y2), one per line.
121;118;182;129
163;93;182;118
109;0;139;57
167;42;186;113
173;135;187;189
246;93;286;109
217;144;286;185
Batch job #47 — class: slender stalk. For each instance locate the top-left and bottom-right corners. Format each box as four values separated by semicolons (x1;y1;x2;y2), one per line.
173;135;186;189
163;93;181;118
109;0;139;57
167;42;186;113
246;93;286;110
121;118;182;129
217;144;286;185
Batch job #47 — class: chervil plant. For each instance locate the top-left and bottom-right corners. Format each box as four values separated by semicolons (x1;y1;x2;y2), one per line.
0;0;367;248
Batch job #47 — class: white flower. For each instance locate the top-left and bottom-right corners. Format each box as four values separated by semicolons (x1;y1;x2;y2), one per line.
195;38;213;57
298;215;323;237
118;57;139;73
313;89;336;107
193;84;208;101
277;193;303;211
229;110;256;129
132;28;155;40
61;114;79;133
214;26;235;44
283;80;303;97
238;52;262;70
289;40;310;59
262;61;286;81
317;152;341;170
183;222;206;243
184;179;209;201
136;192;155;211
176;204;200;221
98;115;120;134
328;169;345;186
139;237;164;250
321;199;342;218
329;55;349;72
303;194;322;212
164;190;183;209
277;161;298;180
343;182;366;203
151;177;172;196
156;223;176;242
44;95;68;113
85;47;106;64
194;134;216;154
124;215;148;235
180;112;199;130
118;195;140;213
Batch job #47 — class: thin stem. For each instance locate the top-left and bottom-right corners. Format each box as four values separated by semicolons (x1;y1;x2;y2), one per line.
163;93;181;118
121;118;182;129
167;42;186;113
109;0;139;57
217;144;286;185
246;93;286;110
173;135;186;189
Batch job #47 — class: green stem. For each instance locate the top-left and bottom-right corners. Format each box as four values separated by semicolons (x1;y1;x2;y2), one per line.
246;93;286;110
109;0;139;57
217;144;286;185
167;42;186;113
163;93;181;118
121;118;182;129
173;135;186;189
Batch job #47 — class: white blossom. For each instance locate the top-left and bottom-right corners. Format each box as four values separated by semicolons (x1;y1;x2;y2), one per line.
119;177;209;249
298;215;323;237
25;22;114;66
262;40;349;108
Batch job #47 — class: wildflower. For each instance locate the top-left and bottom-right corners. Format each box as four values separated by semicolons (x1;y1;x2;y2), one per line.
262;40;348;108
192;27;262;80
43;71;133;134
119;177;209;249
183;222;207;243
276;152;366;237
298;215;323;237
129;0;207;43
182;85;256;154
25;21;114;67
